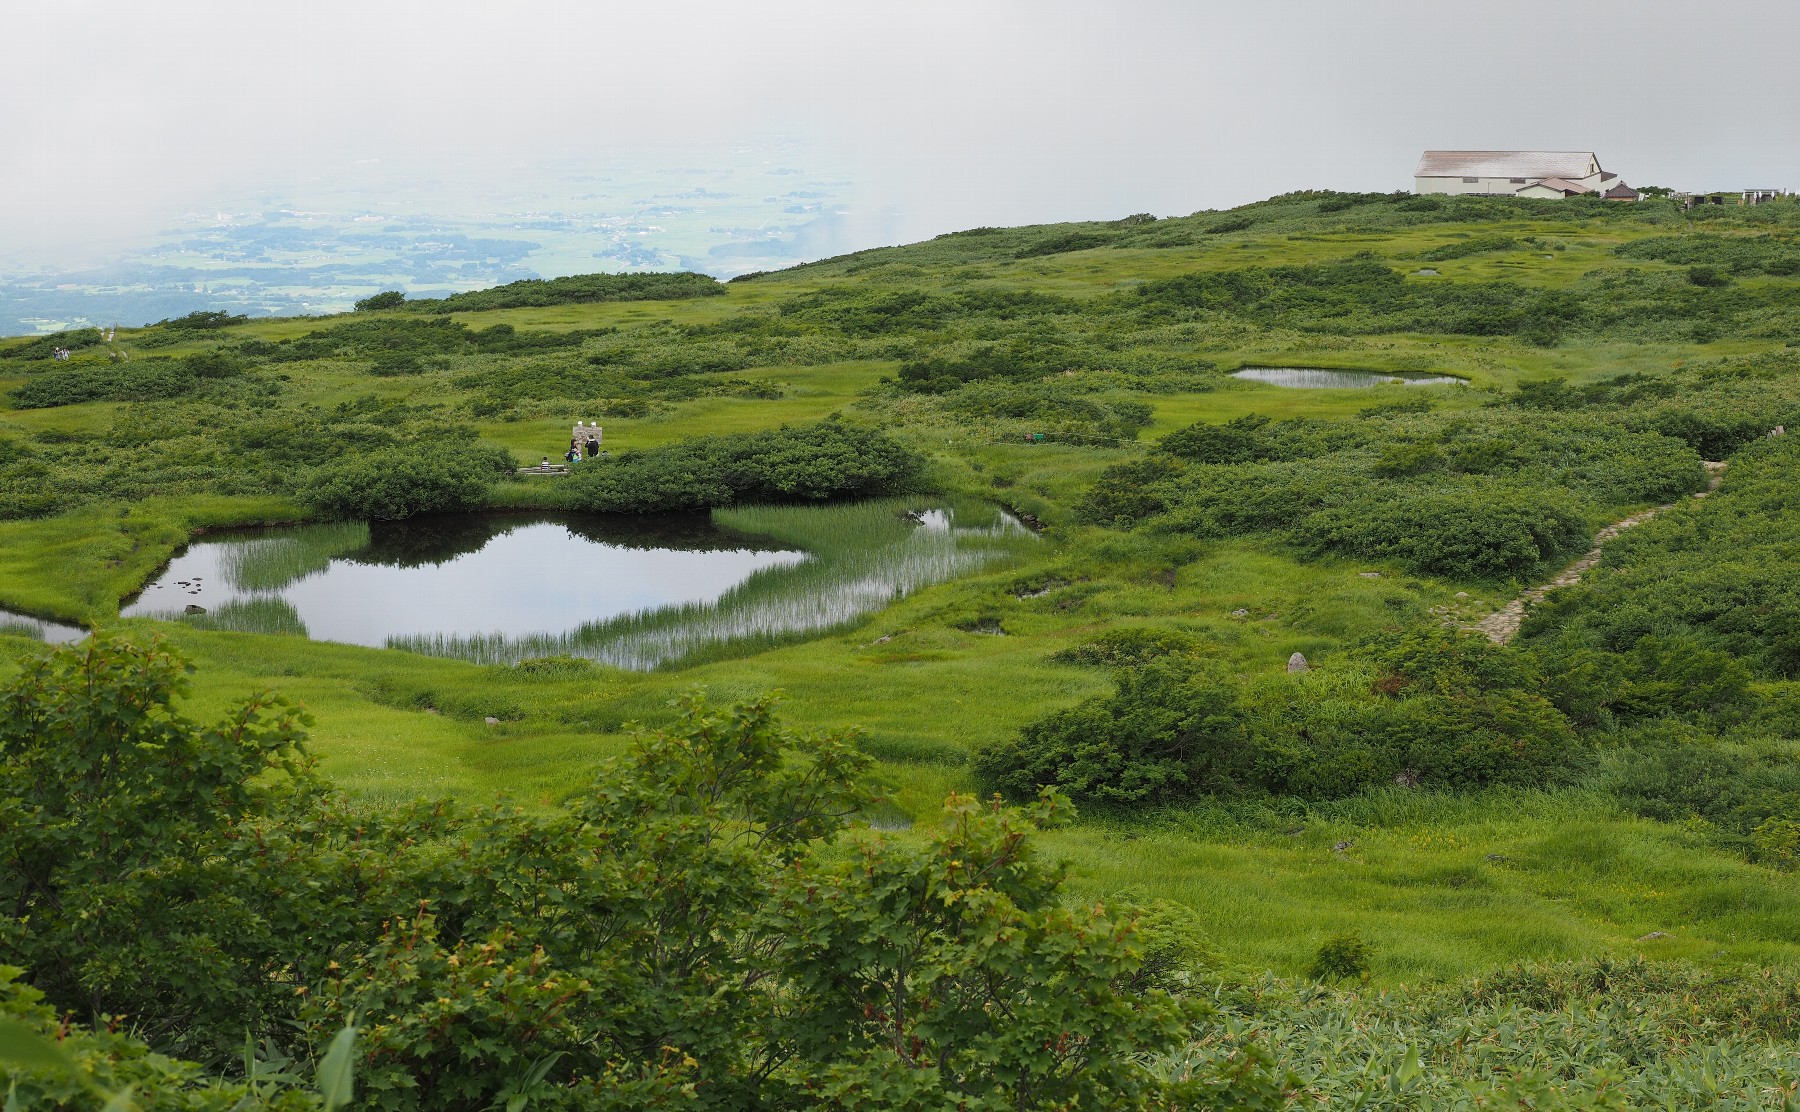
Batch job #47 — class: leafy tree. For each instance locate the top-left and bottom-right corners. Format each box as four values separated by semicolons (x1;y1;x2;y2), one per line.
0;635;319;1061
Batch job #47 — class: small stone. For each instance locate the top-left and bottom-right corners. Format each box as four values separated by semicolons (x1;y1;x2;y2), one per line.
1332;840;1354;852
484;716;500;726
1231;608;1250;619
1287;652;1309;673
1637;931;1670;941
184;604;206;615
1358;571;1382;578
1455;591;1470;599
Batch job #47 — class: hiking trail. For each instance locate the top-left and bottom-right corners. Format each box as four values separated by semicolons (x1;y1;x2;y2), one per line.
1469;461;1726;644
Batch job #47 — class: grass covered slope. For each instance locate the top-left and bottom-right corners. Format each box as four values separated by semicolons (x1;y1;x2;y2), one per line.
5;188;1800;1004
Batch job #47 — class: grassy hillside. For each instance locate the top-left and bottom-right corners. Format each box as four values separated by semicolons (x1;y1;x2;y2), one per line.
5;190;1800;1002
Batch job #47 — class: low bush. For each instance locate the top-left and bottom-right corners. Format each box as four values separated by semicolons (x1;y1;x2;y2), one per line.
0;327;105;360
1161;413;1365;464
557;421;921;513
400;271;723;312
159;309;249;331
354;289;406;311
973;658;1248;807
1420;234;1518;261
8;359;210;406
984;629;1579;807
301;443;514;520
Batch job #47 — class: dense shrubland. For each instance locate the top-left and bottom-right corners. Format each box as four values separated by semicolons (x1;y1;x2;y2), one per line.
0;636;1247;1109
1080;408;1703;579
10;351;267;409
976;628;1577;807
389;270;723;312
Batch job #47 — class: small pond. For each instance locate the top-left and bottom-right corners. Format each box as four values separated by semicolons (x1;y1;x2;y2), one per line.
1231;366;1466;388
0;611;87;644
114;500;1034;669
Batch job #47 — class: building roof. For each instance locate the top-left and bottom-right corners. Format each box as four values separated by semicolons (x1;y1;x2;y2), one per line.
1528;177;1595;195
1603;183;1641;199
1416;151;1601;179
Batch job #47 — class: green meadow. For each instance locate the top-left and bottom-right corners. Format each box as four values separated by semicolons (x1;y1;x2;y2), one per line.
9;191;1800;1104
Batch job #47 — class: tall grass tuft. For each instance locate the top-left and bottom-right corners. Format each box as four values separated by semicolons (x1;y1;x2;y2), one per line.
217;522;371;591
392;498;1037;669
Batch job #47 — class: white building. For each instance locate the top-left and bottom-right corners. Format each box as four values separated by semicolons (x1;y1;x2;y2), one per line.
1414;151;1633;199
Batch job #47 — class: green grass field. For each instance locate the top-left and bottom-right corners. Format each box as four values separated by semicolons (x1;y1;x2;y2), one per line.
6;191;1800;986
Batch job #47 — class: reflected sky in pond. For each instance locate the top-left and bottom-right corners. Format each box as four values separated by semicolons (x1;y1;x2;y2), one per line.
0;611;87;644
115;503;1035;669
123;515;808;651
1231;367;1466;388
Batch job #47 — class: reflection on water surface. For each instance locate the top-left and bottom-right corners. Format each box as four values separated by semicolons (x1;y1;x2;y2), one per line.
118;501;1034;669
1231;367;1466;388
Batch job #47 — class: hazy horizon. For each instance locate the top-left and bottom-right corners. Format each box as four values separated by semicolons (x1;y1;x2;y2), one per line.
4;0;1797;333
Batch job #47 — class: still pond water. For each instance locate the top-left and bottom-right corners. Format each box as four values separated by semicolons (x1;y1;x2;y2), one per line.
1232;366;1466;388
100;500;1034;670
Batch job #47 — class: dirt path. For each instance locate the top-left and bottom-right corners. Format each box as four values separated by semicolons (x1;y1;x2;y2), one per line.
1469;461;1726;644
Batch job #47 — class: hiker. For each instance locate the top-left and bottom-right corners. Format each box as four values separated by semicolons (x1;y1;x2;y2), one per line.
565;446;581;464
585;437;599;457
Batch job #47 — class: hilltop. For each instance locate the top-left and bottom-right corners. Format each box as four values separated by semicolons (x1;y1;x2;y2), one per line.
5;189;1800;1105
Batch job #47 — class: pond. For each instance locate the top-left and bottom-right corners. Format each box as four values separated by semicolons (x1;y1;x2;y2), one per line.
0;611;87;644
113;499;1035;669
1231;366;1466;388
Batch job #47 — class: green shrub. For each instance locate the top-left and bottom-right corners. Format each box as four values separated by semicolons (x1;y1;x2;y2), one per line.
354;289;406;311
1295;482;1588;579
1075;455;1187;527
1049;626;1204;669
159;310;249;331
0;327;104;360
1420;234;1518;261
400;271;723;312
557;421;921;514
1160;413;1364;464
8;359;217;408
1307;933;1372;982
973;658;1247;806
301;443;514;520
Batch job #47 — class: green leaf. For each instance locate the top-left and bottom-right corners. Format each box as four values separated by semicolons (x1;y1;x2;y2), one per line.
0;1018;77;1076
99;1086;138;1112
316;1023;358;1112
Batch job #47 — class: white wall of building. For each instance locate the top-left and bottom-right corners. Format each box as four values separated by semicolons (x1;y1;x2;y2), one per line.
1415;175;1536;195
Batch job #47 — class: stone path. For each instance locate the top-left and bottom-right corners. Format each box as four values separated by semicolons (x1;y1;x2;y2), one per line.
1469;461;1726;644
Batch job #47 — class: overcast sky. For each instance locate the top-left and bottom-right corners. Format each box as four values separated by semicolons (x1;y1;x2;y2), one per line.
5;0;1799;267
